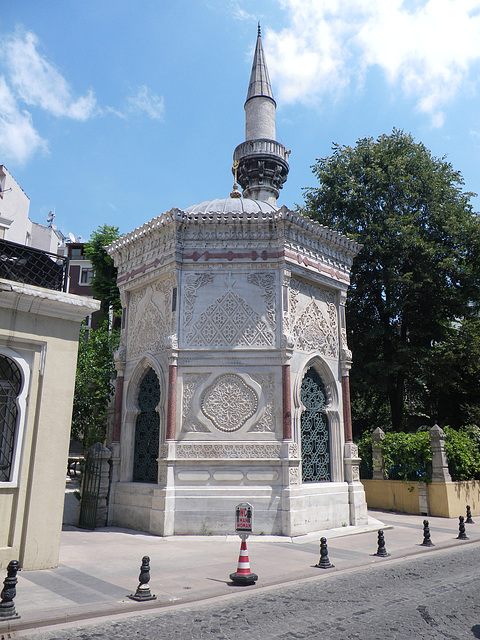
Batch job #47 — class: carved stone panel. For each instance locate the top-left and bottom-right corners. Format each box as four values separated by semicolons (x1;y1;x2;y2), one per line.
201;374;258;432
288;279;338;357
249;373;276;432
182;373;211;433
127;279;174;359
182;272;276;349
181;371;277;434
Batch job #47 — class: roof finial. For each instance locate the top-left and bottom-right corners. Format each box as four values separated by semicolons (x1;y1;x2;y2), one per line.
258;22;261;37
230;161;241;198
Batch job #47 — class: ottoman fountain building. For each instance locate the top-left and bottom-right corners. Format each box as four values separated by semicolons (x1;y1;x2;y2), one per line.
106;27;368;536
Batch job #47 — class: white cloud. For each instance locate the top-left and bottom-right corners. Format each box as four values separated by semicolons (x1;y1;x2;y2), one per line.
2;28;97;120
0;76;47;164
266;0;480;125
231;1;256;21
126;86;165;120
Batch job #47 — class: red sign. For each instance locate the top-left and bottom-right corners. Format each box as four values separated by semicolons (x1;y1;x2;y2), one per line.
235;503;253;533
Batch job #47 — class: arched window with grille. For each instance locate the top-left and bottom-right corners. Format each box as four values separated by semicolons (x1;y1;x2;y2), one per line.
133;367;160;483
0;354;23;482
300;367;331;482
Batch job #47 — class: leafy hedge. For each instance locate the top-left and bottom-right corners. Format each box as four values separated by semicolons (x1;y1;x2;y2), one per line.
357;425;480;482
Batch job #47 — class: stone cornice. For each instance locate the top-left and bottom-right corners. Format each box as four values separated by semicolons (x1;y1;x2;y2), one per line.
0;279;100;321
107;204;361;287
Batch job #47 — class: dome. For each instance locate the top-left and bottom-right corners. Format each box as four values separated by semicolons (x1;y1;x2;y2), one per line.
183;197;279;215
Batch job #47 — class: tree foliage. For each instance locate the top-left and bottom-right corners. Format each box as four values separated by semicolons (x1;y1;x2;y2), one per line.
71;321;119;450
301;129;480;433
84;224;121;315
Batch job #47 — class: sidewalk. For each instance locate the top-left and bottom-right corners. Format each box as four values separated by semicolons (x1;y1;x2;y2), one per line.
2;509;479;635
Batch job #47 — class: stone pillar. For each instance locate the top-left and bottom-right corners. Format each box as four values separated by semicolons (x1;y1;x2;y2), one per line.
339;291;353;443
372;427;386;480
166;348;178;441
112;361;125;443
430;424;452;482
342;376;353;443
282;364;292;440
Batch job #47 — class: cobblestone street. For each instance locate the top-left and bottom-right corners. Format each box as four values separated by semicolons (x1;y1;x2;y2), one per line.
18;542;480;640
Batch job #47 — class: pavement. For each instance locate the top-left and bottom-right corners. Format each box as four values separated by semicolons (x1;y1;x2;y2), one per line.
2;506;480;637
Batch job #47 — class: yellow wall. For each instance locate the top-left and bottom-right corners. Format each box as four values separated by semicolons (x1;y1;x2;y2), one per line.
362;479;480;518
362;479;420;514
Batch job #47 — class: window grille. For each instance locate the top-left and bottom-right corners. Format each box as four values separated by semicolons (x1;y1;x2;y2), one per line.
300;367;331;482
0;355;22;482
133;368;160;483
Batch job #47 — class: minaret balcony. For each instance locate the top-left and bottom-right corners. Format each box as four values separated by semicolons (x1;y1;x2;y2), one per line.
233;139;290;164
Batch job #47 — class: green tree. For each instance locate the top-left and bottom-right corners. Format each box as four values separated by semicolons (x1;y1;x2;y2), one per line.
71;321;119;449
301;129;480;433
84;224;121;317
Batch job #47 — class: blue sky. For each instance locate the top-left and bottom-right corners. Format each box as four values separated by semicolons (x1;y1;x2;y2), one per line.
1;0;479;241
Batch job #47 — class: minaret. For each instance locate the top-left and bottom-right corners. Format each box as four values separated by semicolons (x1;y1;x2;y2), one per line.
233;25;289;205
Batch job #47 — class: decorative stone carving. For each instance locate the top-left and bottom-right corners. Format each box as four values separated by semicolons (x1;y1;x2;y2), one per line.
175;443;282;459
184;273;214;326
246;273;276;329
201;374;258;432
248;373;276;432
288;279;338;357
289;466;299;484
288;442;298;458
182;373;211;433
293;301;338;357
127;280;173;359
340;328;352;362
185;289;274;348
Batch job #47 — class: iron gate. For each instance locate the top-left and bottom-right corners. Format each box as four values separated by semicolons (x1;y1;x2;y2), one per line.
78;449;102;529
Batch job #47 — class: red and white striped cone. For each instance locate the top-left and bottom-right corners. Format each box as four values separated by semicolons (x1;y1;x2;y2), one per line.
229;537;258;585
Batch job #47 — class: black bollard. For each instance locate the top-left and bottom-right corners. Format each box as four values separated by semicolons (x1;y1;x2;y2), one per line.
457;515;469;540
374;530;390;557
420;519;434;547
466;505;475;524
0;560;21;620
315;537;334;569
128;556;156;601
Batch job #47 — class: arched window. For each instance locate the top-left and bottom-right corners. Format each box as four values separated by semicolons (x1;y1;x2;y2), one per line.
0;354;22;482
300;367;330;482
133;368;160;483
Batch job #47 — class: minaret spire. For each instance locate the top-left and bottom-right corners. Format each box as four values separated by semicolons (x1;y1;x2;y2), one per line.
232;25;289;205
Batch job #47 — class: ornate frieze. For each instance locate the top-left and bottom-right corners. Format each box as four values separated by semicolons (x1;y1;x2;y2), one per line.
171;443;283;459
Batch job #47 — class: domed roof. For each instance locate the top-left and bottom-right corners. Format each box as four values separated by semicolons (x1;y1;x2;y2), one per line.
183;197;278;215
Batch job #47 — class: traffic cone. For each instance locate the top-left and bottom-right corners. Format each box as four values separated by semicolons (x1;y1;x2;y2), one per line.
229;537;258;585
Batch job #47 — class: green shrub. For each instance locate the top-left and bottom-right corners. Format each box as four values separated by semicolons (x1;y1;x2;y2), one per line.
381;432;432;482
444;426;480;481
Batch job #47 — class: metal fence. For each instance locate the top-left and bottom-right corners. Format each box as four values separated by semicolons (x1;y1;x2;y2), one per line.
0;238;69;292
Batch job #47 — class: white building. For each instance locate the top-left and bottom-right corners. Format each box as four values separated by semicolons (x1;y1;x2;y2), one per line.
0;165;66;254
106;27;368;536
